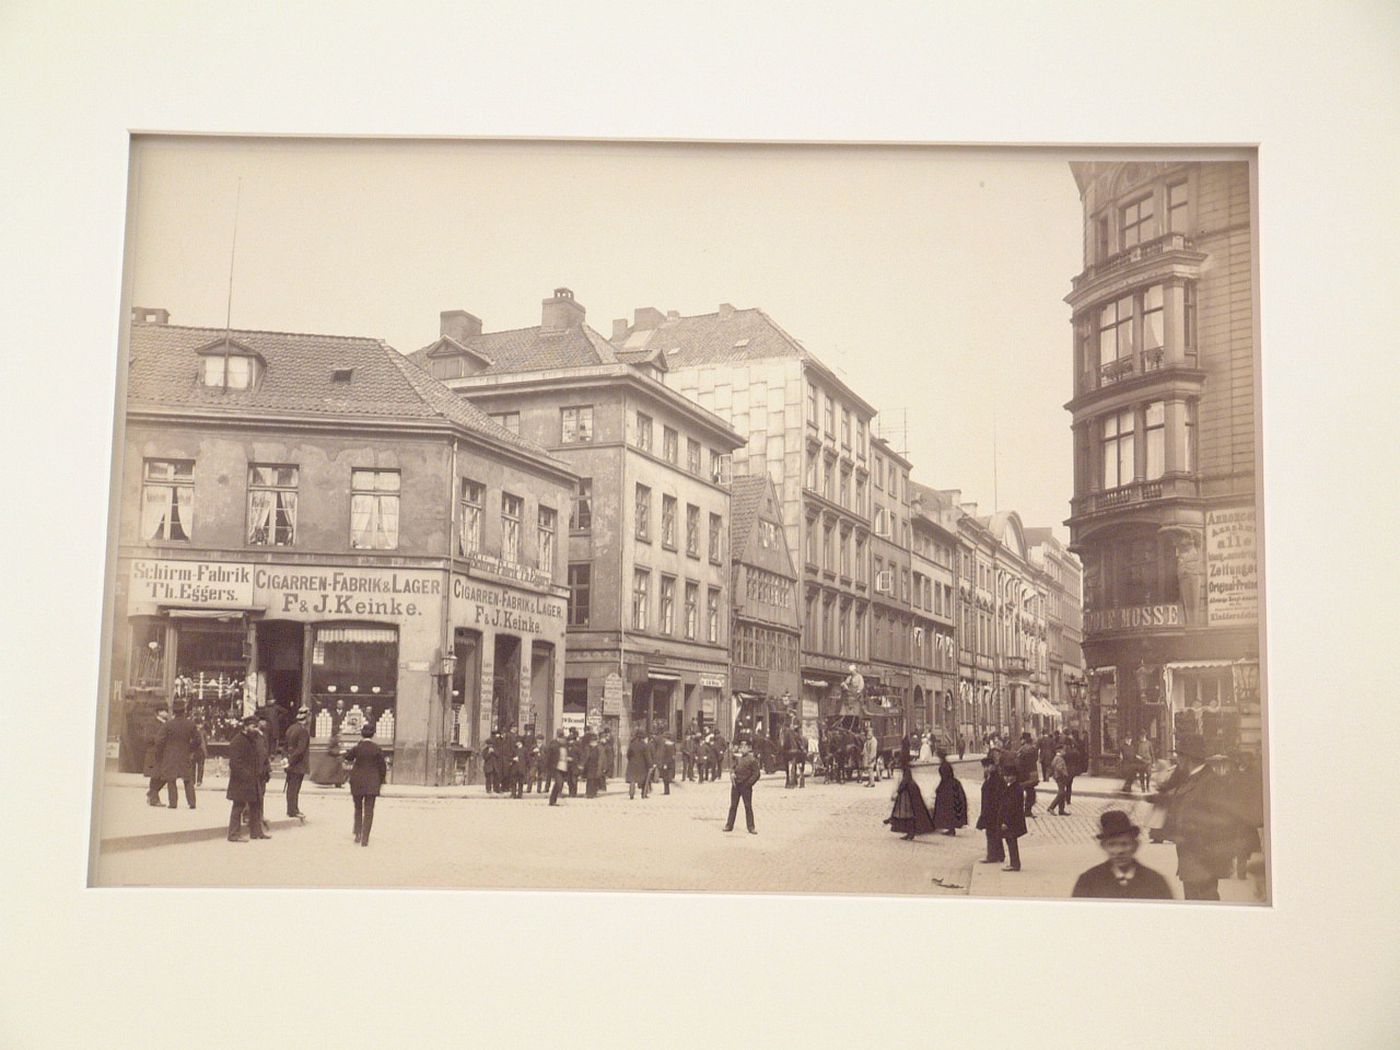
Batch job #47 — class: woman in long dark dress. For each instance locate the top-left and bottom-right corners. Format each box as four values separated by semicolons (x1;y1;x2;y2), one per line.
931;758;969;836
883;759;935;840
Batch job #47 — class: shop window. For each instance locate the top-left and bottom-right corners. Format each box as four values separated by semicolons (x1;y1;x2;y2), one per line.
537;506;556;571
141;459;194;542
708;512;723;563
659;576;676;635
174;620;248;744
128;618;166;687
567;563;591;626
663;426;678;464
661;495;677;549
247;464;298;546
459;479;484;555
499;493;523;564
685;582;698;639
570;478;592;532
310;626;398;742
561;405;594;444
350;469;400;550
686;503;700;557
707;587;721;644
632;568;650;631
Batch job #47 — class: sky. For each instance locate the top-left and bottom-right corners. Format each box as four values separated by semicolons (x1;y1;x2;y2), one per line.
127;137;1087;539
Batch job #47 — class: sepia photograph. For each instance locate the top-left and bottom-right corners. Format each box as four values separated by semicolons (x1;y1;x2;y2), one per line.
91;137;1266;904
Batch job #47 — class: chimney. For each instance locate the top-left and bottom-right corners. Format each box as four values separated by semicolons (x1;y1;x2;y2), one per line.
440;309;483;343
632;306;665;331
132;306;170;325
611;318;630;342
665;309;680;322
719;303;735;319
541;287;585;332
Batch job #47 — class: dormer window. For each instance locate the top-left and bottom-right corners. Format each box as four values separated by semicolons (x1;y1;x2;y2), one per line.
196;338;264;390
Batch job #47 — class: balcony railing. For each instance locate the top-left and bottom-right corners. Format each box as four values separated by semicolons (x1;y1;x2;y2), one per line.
1097;345;1167;387
1072;232;1194;292
1071;475;1199;518
1002;655;1030;675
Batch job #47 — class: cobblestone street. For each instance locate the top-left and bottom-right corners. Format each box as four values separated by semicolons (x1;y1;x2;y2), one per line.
94;769;1255;902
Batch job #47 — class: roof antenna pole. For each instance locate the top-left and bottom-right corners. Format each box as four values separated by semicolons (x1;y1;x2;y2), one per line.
224;178;242;342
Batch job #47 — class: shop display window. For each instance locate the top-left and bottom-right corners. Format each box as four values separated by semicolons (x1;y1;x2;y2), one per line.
173;620;247;744
309;625;398;743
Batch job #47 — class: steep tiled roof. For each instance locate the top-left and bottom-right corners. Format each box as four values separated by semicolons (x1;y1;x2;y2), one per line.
406;322;618;375
621;308;808;369
127;321;567;471
728;474;771;560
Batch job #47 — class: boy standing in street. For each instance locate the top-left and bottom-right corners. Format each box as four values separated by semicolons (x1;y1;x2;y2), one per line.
1072;810;1173;899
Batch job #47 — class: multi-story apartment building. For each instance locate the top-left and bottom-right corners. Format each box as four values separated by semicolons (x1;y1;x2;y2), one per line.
909;492;959;736
411;289;745;753
728;474;803;740
1026;528;1086;732
1064;161;1260;767
113;309;576;786
616;304;879;722
868;436;916;723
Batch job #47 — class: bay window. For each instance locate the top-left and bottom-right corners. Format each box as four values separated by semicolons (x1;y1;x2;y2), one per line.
1144;401;1165;480
1167;181;1189;235
1102;410;1134;490
1120;194;1155;249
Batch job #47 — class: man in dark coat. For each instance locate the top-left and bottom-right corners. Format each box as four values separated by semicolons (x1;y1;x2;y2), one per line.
144;709;171;806
343;723;388;846
254;719;274;836
1072;810;1174;900
282;707;311;818
996;760;1028;871
975;757;1005;864
226;716;267;842
481;733;500;794
681;731;696;782
1038;733;1057;783
626;731;652;800
655;732;677;795
545;730;570;806
507;736;527;799
154;700;202;809
723;740;762;834
1063;735;1084;805
530;736;547;794
1015;732;1039;818
566;730;582;796
1162;734;1240;900
581;732;602;798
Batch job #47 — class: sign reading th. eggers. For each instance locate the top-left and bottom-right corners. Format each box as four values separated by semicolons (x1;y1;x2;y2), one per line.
130;560;254;607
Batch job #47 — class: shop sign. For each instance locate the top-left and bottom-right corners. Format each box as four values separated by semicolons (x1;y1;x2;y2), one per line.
466;551;555;592
452;573;566;635
602;673;625;715
803;678;832;688
1206;506;1259;626
129;559;255;608
700;673;726;689
1085;604;1183;633
258;566;440;618
701;695;716;718
560;711;587;735
801;699;818;721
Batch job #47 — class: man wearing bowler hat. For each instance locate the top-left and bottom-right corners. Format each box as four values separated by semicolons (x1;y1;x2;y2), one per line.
153;699;202;809
1072;810;1174;899
283;707;311;819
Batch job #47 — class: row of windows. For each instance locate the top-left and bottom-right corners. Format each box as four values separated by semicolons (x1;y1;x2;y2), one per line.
629;569;723;642
1097;398;1196;491
141;459;556;566
635;485;724;562
806;380;867;459
733;622;800;672
744;567;794;610
805;591;867;662
1079;281;1197;377
805;516;869;583
805;448;867;514
911;572;955;618
1094;179;1189;261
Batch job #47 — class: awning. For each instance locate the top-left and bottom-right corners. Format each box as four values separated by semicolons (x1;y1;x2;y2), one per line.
161;608;251;620
647;670;682;681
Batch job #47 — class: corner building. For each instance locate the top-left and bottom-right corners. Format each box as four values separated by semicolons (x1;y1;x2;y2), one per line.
111;310;575;786
411;290;744;757
1064;161;1261;770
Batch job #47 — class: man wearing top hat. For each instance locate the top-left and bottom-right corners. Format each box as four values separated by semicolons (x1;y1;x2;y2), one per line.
153;699;203;809
283;707;311;819
226;715;268;842
1072;810;1174;900
1160;733;1240;900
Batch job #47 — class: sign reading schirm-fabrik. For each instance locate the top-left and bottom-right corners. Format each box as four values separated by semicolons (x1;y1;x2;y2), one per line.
1085;603;1185;633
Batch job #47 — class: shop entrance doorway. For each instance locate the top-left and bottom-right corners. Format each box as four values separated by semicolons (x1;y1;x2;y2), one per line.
256;620;304;748
492;635;521;733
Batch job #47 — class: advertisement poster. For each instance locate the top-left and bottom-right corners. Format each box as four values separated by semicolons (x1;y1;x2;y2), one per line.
1206;506;1259;626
